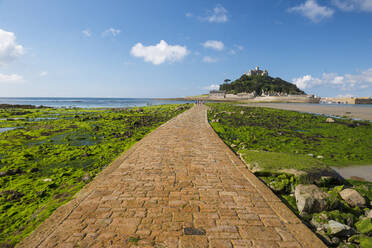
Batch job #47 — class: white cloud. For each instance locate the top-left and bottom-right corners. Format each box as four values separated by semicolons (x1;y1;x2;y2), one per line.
0;73;23;83
0;29;24;66
292;75;322;89
292;68;372;90
185;12;193;17
203;84;220;91
40;71;48;76
130;40;189;65
82;29;91;37
332;0;372;12
103;28;121;37
288;0;334;23
229;50;237;55
230;45;244;55
235;45;244;51
205;5;228;23
203;56;218;63
203;40;224;51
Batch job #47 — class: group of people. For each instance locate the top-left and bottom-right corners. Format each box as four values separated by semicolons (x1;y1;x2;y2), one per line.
195;100;204;105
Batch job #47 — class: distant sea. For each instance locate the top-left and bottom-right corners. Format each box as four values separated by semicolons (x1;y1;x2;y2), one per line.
0;97;193;108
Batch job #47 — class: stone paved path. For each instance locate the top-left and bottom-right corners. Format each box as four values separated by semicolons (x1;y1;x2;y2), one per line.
18;105;326;248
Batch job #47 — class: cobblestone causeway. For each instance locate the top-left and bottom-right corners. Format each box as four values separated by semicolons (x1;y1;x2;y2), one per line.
18;105;326;248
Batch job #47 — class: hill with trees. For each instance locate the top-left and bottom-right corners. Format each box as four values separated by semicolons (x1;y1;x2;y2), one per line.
219;74;305;95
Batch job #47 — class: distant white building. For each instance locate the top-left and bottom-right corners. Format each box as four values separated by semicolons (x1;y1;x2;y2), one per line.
245;66;268;76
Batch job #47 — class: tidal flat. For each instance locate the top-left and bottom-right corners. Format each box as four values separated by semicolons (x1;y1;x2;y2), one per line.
0;103;191;247
207;103;372;247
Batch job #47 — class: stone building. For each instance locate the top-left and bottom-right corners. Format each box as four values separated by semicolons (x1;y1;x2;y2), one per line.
245;66;268;76
209;90;225;99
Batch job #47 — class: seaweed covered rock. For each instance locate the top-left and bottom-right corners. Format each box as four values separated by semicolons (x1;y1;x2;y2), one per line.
311;213;328;230
0;190;24;201
355;218;372;235
340;188;366;208
360;235;372;248
295;184;329;215
268;174;292;194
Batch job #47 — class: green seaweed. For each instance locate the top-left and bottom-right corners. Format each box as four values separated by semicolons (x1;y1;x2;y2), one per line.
360;235;372;248
356;218;372;235
207;103;372;169
0;104;191;247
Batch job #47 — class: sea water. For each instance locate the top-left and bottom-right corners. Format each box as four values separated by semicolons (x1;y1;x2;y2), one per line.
0;97;193;108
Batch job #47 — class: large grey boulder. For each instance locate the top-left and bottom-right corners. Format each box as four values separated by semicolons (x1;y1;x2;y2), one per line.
327;220;354;237
339;188;366;208
294;184;329;215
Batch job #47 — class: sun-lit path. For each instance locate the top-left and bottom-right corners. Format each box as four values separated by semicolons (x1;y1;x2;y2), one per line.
18;105;326;248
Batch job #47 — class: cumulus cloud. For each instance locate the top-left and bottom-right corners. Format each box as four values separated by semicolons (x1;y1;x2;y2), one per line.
203;40;224;51
40;71;48;77
103;28;121;37
332;0;372;12
82;29;91;37
203;56;218;63
0;73;23;83
203;84;220;91
205;5;228;23
292;68;372;91
288;0;334;23
130;40;189;65
0;29;24;66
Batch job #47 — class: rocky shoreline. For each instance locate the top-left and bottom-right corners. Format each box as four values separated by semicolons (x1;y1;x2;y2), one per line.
257;171;372;247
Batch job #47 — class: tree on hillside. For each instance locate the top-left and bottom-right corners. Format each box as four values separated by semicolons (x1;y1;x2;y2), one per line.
224;79;231;83
219;74;305;95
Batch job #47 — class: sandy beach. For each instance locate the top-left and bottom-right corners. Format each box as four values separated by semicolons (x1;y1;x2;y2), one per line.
239;103;372;121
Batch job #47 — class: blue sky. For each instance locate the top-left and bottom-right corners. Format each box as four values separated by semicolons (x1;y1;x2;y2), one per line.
0;0;371;98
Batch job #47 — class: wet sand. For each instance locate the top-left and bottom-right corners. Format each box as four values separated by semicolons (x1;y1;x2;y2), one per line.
239;103;372;121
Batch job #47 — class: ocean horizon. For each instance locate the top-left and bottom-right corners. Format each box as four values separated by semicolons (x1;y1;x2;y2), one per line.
0;97;193;108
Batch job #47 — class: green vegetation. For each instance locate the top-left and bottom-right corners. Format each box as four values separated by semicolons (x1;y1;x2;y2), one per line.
0;103;191;247
219;74;305;95
207;103;372;170
240;150;326;172
356;218;372;234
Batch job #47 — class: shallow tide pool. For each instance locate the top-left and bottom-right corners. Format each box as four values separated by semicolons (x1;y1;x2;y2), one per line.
332;165;372;182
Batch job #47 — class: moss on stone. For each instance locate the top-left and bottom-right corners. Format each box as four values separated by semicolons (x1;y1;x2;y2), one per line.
355;218;372;235
360;235;372;248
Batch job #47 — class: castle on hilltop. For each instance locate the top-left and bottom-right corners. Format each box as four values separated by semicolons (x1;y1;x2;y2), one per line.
245;66;268;76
